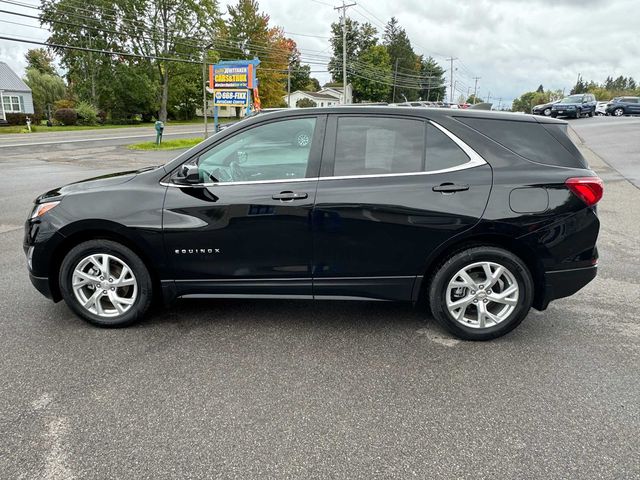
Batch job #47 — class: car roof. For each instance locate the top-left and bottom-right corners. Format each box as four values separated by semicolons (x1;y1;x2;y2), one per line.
255;105;567;125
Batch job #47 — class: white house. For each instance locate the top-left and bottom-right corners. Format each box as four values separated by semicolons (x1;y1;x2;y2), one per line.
284;84;353;108
0;62;34;123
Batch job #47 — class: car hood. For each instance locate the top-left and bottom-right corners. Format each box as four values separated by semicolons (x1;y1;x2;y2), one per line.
37;166;157;202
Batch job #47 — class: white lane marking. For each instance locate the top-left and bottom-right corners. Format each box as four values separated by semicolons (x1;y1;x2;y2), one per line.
416;327;461;347
43;417;74;480
0;130;204;148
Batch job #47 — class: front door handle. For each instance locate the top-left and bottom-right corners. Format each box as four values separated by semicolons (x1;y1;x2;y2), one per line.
272;191;308;201
432;183;470;193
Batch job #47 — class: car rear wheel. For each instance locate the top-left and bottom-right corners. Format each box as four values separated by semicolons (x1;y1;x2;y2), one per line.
59;240;153;327
588;109;594;117
428;247;534;340
613;107;624;116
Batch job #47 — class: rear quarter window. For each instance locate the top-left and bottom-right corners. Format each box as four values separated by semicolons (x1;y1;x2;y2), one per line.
454;117;588;169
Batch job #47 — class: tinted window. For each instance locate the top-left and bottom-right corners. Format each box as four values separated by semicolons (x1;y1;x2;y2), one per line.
333;117;425;175
456;117;587;168
426;124;470;171
625;97;638;103
197;118;316;183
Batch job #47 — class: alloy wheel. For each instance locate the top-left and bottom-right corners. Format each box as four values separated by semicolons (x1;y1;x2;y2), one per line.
72;254;138;317
614;108;624;116
445;261;519;329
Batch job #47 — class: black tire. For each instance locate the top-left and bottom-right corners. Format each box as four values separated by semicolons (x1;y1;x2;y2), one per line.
543;108;551;116
428;246;534;341
574;109;581;119
588;109;594;117
613;107;624;117
59;240;153;327
550;113;558;118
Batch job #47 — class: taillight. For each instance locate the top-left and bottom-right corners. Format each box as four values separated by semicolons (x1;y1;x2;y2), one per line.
565;177;604;207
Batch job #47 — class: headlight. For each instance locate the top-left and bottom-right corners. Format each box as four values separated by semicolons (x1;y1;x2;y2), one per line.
31;201;60;219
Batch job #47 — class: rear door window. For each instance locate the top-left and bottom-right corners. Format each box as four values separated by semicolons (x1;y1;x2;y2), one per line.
333;116;425;176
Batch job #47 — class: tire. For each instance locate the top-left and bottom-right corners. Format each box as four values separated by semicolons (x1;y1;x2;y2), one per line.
550;113;558;118
428;246;534;341
543;108;551;116
574;109;581;119
588;109;594;117
613;107;624;117
59;240;153;327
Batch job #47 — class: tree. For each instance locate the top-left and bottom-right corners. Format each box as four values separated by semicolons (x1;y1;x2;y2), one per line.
466;94;483;104
350;44;391;102
25;49;57;76
536;84;544;93
24;68;66;118
306;78;321;92
224;0;291;107
42;0;220;122
296;98;316;108
418;56;446;101
328;18;377;84
383;17;419;102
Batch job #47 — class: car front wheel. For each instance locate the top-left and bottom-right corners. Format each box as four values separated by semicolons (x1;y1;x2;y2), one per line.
543;108;551;116
613;108;624;116
59;240;153;327
428;247;534;340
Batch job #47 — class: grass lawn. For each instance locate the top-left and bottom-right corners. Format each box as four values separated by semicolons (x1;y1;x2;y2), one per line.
0;117;234;135
127;137;204;151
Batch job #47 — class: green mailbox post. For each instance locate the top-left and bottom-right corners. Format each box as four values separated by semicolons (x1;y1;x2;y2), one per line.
154;121;164;145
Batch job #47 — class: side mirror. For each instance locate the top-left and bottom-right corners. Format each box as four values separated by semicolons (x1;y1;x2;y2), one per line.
174;164;200;185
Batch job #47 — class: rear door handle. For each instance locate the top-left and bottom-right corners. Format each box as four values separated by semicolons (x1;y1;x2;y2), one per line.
272;191;308;201
432;183;470;193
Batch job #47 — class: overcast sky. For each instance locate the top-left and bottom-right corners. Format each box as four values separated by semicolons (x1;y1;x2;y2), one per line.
1;0;638;107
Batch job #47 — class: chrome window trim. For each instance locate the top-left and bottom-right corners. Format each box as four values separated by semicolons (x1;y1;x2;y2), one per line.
161;119;486;188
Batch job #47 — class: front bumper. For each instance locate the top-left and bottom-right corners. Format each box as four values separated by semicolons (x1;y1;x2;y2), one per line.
29;271;56;300
536;265;597;310
552;107;578;116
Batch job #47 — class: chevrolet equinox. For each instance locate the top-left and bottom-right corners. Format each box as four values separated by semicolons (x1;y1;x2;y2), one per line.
25;107;603;340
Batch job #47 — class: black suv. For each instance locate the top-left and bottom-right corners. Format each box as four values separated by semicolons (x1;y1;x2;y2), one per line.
25;107;602;340
605;96;640;116
551;93;597;118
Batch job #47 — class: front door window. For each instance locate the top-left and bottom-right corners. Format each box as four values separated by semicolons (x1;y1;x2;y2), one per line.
197;117;317;184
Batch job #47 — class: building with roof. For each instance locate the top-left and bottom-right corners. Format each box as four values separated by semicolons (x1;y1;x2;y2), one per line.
283;84;352;108
0;61;34;124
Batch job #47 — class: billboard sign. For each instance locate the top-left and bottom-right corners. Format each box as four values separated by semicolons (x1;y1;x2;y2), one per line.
210;60;258;89
213;89;249;106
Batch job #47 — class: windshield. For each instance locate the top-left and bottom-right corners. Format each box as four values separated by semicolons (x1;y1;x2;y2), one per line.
559;95;584;104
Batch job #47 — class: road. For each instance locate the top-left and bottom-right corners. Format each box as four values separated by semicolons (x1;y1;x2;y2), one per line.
571;115;640;188
0;121;638;479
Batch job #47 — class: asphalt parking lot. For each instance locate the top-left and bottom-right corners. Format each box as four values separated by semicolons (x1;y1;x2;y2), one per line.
0;117;638;479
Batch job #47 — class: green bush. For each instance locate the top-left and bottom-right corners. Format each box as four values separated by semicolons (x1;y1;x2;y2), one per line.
5;113;42;126
53;108;77;126
75;101;98;125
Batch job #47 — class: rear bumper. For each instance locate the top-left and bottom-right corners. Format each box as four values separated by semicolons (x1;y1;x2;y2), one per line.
536;265;597;310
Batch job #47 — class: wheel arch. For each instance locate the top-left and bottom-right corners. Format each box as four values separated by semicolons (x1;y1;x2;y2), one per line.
416;233;545;310
48;221;163;303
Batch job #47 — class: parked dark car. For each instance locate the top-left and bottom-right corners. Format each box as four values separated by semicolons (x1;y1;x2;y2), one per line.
551;93;597;118
25;107;602;340
605;96;640;116
532;100;559;116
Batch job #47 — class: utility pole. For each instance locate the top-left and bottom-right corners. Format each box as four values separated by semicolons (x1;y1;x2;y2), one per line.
287;63;291;107
472;76;481;104
202;47;208;139
487;91;492;104
392;58;399;103
446;57;458;104
497;98;502;110
335;0;356;104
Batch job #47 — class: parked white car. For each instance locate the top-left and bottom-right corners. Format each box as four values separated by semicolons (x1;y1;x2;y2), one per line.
595;101;609;116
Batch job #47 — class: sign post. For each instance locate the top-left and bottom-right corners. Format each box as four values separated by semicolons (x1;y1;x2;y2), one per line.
209;59;260;133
